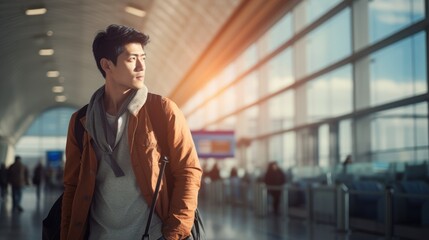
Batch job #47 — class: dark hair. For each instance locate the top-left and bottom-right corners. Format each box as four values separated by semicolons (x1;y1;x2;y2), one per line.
92;24;150;78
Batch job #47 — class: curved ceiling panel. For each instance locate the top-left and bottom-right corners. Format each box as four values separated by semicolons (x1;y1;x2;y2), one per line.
0;0;242;143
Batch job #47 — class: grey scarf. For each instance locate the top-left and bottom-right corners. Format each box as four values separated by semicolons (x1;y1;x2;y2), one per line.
85;85;148;177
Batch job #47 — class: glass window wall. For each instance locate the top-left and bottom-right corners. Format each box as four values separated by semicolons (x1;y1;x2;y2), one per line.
266;90;294;134
218;63;238;91
370;102;428;162
212;115;237;131
339;119;352;161
183;90;204;116
266;48;294;94
307;64;353;122
306;0;342;24
16;107;75;158
205;98;218;125
188;108;205;130
269;135;284;163
369;0;425;44
370;31;427;106
268;131;296;169
301;8;351;77
218;86;237;117
318;124;329;167
236;44;258;75
294;0;342;33
263;13;292;55
182;0;428;172
238;106;260;138
238;72;259;108
284;132;296;168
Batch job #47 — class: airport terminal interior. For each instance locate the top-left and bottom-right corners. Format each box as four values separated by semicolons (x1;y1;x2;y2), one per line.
0;0;428;239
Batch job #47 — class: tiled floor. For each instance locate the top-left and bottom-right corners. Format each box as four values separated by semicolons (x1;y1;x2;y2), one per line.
0;187;388;240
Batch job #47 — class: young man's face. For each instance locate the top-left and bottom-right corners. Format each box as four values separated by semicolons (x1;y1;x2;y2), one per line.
107;42;146;91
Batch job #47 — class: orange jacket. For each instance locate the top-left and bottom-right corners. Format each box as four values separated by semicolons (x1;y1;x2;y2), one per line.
61;97;202;240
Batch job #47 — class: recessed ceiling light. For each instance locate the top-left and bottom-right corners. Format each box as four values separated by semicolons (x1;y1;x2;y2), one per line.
25;8;47;16
46;31;54;36
52;86;64;93
55;95;67;102
39;49;54;56
125;6;146;17
47;71;60;78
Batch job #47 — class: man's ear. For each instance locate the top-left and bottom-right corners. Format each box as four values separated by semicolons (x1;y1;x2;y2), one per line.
100;58;112;73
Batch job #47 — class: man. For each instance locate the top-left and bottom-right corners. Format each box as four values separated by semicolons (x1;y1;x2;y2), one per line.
7;156;29;212
61;24;202;240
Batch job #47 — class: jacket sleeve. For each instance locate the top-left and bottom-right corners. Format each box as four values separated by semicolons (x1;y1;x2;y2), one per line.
61;112;81;240
161;98;202;240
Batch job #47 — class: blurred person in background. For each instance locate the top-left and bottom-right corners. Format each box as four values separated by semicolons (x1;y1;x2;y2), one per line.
229;167;240;204
0;163;8;201
32;161;44;201
7;156;29;212
264;161;286;216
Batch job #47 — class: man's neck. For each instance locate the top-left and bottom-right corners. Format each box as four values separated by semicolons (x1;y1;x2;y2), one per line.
104;84;133;116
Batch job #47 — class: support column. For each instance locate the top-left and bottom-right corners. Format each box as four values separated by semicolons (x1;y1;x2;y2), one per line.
329;123;340;166
352;0;372;163
0;137;15;166
352;0;369;51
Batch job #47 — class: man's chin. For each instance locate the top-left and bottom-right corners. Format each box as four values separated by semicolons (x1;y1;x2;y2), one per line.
133;82;144;89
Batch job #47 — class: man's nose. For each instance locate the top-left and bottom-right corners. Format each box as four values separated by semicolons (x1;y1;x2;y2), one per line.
135;59;144;71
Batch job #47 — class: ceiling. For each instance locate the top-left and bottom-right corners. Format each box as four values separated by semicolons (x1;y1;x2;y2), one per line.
0;0;242;143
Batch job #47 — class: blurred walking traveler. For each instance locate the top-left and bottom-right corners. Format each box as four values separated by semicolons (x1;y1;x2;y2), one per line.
208;163;221;182
0;163;8;200
229;167;240;203
7;156;29;212
44;166;54;191
32;161;44;200
342;154;353;174
264;161;286;216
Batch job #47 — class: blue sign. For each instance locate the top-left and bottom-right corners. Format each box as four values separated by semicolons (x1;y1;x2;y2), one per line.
46;150;63;168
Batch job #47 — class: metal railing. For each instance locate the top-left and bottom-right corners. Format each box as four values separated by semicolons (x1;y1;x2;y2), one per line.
202;180;429;240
